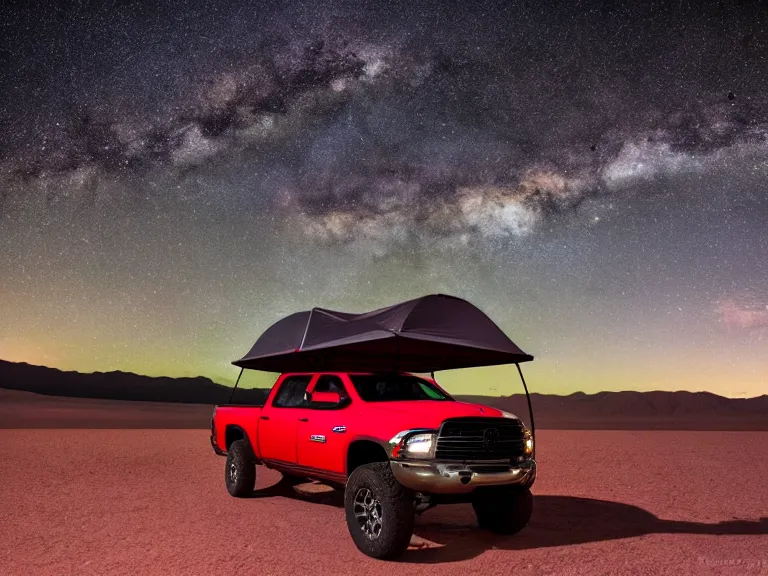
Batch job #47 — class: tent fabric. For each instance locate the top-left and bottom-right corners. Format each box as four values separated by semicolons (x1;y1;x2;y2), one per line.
232;294;533;373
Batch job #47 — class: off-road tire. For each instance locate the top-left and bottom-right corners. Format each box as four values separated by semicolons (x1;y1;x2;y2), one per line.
472;487;533;534
344;462;414;559
225;439;256;498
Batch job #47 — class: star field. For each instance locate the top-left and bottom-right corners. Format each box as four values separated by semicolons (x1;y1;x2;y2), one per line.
1;0;767;396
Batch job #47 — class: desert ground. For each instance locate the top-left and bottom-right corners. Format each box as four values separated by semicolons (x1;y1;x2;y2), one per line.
1;426;766;576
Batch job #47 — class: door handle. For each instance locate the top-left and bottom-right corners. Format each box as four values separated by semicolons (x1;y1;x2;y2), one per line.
298;417;308;422
260;416;270;420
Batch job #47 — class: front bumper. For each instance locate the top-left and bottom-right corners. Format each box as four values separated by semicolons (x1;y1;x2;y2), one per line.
390;458;536;494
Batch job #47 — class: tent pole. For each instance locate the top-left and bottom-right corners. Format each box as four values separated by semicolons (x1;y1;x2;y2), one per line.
394;334;400;374
299;309;313;351
515;363;535;453
228;368;244;404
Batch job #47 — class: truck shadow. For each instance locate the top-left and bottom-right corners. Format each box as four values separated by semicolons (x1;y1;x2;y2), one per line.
248;477;768;563
248;475;346;507
405;496;768;563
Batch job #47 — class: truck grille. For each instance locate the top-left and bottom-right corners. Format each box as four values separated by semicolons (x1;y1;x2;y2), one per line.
435;417;525;461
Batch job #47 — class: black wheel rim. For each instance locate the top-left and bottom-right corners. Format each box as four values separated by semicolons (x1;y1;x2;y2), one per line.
353;488;383;540
229;460;239;485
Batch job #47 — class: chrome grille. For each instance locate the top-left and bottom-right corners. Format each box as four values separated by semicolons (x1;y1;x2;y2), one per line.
435;417;525;461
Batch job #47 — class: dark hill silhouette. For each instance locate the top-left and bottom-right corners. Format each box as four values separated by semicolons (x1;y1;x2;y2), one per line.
0;359;268;406
1;359;766;429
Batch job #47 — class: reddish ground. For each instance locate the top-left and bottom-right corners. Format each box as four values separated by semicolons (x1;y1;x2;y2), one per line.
1;430;766;576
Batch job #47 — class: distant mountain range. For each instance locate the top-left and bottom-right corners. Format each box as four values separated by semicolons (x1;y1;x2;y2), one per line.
2;359;766;429
458;392;768;430
0;359;269;405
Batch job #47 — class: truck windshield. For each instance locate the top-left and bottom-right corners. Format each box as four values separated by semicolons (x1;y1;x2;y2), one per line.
349;374;452;402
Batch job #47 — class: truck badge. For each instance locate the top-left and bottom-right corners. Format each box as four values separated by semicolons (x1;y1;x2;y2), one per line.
483;428;499;450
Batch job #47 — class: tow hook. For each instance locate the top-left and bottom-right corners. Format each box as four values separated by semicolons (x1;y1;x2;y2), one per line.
458;471;472;485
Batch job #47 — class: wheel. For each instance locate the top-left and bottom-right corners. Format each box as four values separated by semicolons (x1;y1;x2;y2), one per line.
472;487;533;535
225;439;256;498
344;462;414;559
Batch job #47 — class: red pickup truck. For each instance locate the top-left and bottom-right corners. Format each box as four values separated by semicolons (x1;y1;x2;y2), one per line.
210;371;535;559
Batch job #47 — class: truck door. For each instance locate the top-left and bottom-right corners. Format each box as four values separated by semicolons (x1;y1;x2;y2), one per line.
257;374;313;464
297;374;351;476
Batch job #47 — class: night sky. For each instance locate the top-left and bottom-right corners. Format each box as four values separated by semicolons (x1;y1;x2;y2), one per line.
2;0;767;397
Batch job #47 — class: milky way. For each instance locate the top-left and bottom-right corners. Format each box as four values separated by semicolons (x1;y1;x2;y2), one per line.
2;0;767;396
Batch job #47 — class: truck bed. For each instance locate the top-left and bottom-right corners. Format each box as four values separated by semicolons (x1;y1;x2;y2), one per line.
210;405;262;457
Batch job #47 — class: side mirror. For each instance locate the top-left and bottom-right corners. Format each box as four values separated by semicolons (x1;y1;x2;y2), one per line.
311;391;343;404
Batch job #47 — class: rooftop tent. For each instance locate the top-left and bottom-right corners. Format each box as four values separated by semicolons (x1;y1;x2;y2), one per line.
230;294;536;440
232;294;533;373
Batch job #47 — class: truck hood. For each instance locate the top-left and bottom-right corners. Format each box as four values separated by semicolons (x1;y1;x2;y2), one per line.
363;400;519;430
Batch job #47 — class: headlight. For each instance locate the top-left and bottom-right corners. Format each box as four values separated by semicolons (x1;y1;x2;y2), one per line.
389;430;437;459
389;430;410;445
402;433;435;456
499;410;518;420
523;428;534;456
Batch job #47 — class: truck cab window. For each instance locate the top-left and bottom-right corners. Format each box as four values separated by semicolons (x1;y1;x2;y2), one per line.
272;376;312;407
349;374;452;402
